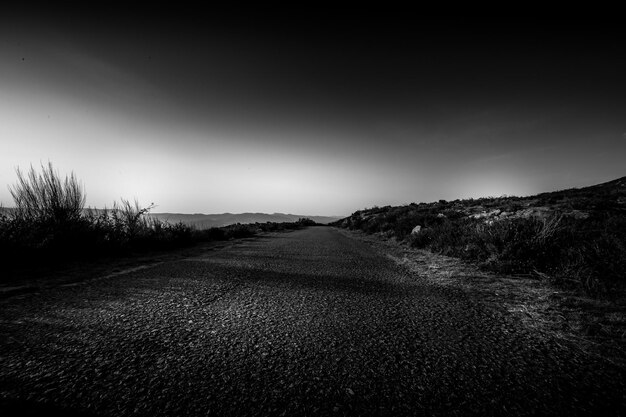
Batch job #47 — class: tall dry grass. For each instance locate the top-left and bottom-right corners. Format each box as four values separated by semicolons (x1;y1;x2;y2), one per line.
9;162;85;224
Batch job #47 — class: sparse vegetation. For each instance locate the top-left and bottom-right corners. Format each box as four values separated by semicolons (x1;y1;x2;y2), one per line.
334;177;626;295
1;163;317;280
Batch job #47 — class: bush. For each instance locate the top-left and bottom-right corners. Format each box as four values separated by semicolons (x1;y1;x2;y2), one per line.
407;215;626;294
296;218;317;226
223;223;257;239
10;162;85;225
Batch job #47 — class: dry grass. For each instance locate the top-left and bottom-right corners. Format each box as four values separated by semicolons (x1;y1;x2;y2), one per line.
335;178;626;295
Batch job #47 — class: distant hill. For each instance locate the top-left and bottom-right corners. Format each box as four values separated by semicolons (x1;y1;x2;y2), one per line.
0;207;342;228
147;212;343;229
334;176;626;230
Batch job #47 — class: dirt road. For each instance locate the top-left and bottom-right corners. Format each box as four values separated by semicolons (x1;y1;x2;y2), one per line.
1;227;624;416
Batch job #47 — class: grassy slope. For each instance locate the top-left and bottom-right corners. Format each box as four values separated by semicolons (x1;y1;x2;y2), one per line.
333;176;626;295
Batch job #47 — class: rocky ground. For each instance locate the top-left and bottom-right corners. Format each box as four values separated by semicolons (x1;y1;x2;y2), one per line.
1;227;624;416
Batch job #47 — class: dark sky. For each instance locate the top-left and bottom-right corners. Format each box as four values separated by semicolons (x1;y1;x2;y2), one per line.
1;7;625;215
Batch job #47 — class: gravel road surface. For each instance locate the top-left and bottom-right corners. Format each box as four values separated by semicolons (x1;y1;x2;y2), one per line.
1;227;624;416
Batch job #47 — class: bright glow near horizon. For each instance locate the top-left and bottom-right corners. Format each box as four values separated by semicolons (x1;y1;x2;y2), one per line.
0;84;397;215
1;12;625;216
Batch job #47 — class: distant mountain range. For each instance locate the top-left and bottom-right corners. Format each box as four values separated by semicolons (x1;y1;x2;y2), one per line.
148;212;343;228
0;207;342;228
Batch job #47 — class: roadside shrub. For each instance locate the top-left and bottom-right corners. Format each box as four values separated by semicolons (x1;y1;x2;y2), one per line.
223;223;257;239
10;162;85;225
408;214;625;294
296;218;317;227
558;216;626;294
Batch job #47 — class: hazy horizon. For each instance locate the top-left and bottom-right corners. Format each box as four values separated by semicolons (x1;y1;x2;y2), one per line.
1;174;624;219
2;9;625;216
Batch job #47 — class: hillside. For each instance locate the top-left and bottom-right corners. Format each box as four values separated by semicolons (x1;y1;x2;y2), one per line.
334;176;626;294
336;176;626;229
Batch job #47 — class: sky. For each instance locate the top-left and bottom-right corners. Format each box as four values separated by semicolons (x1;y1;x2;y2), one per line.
1;8;625;216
